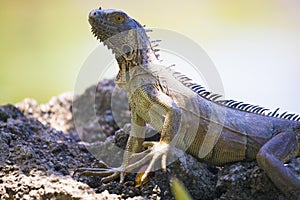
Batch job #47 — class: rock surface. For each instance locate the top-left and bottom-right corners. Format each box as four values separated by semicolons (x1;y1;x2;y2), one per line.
0;79;298;199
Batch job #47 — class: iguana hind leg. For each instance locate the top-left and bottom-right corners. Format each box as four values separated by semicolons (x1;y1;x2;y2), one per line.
74;148;153;183
256;130;300;199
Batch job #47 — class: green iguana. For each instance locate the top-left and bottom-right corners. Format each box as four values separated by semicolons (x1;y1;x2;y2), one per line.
76;7;300;199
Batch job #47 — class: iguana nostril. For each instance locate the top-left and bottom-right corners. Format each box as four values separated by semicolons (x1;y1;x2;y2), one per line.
89;10;100;18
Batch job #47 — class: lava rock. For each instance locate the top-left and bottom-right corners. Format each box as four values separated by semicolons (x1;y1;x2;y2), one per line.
1;79;299;199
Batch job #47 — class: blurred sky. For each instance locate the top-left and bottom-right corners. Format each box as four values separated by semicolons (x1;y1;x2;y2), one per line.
0;0;299;113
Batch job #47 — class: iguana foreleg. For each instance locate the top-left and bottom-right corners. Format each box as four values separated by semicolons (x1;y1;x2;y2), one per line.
256;130;300;199
75;84;181;183
128;84;182;183
118;111;147;183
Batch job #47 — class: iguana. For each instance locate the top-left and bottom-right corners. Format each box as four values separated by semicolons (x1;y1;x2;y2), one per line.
76;7;300;199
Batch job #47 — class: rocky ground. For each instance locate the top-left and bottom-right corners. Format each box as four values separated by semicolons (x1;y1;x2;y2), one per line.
0;79;299;199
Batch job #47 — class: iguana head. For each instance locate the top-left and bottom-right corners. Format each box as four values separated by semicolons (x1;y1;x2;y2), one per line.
88;8;151;64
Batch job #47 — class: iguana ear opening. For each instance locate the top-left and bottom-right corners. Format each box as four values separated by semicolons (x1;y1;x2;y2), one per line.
121;44;135;60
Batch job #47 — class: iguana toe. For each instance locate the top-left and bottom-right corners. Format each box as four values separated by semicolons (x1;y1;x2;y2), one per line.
141;141;170;182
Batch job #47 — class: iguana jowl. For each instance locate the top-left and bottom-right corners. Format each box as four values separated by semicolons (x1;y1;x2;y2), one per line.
77;7;300;199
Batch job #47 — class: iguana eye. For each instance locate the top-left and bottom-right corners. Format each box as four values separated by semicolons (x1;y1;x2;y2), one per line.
114;14;125;23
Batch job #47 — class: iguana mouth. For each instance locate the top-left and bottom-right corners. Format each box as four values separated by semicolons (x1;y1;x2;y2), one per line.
89;10;115;43
88;8;134;43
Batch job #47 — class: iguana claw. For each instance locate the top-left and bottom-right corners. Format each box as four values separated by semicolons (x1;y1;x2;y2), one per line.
74;164;123;183
141;141;170;182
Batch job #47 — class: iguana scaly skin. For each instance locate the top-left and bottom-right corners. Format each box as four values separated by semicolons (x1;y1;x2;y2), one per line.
77;8;300;199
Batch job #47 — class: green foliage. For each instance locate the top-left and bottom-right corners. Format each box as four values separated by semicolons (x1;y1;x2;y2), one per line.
170;177;193;200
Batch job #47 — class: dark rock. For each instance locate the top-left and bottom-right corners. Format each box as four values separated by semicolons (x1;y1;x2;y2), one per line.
16;93;73;134
0;104;25;122
0;104;119;199
72;79;130;144
216;161;285;200
1;79;298;199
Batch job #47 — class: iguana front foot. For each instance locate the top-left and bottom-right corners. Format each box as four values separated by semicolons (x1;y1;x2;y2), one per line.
140;141;170;183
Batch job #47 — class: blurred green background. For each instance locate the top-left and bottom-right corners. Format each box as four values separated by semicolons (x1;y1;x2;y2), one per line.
1;0;299;113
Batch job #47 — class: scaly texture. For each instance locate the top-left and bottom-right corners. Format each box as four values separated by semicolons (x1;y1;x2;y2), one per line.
76;7;300;199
